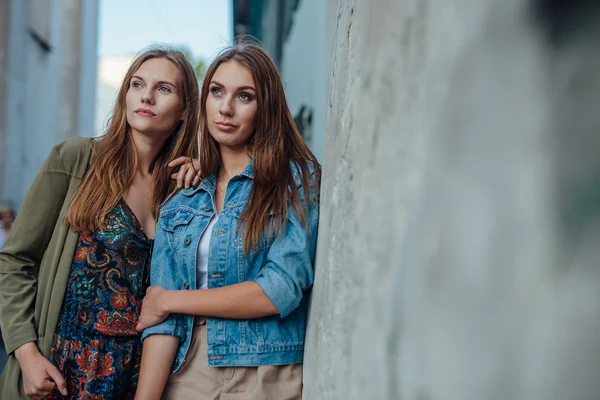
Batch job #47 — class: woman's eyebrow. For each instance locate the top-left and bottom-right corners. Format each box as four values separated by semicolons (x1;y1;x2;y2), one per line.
157;80;176;87
211;80;256;92
131;76;176;87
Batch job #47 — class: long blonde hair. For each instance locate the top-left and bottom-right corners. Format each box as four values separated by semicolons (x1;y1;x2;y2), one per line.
67;47;200;234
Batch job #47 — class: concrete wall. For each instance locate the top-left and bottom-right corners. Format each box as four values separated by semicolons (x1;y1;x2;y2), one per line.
304;0;600;399
0;0;98;210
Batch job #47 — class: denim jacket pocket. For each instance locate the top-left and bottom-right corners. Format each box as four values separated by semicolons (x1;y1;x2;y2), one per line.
229;204;275;252
159;207;196;253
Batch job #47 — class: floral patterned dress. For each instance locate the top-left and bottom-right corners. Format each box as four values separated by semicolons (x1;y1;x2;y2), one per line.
47;199;153;399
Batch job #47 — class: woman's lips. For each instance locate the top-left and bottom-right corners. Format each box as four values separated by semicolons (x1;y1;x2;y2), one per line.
135;108;156;117
215;122;238;132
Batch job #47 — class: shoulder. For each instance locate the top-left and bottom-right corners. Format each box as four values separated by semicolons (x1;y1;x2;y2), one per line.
50;137;95;171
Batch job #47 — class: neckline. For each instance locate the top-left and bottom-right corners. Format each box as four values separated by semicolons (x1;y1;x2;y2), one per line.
119;198;154;241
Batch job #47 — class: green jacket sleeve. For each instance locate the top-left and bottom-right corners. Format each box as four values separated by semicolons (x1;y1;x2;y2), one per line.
0;145;71;354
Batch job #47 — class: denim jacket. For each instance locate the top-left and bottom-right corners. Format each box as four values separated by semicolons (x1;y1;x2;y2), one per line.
141;161;319;370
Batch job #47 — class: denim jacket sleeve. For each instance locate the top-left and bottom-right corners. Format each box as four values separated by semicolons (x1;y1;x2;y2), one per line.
141;213;185;342
254;180;319;318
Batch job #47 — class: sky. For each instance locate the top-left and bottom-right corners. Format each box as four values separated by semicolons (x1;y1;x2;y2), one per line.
98;0;232;61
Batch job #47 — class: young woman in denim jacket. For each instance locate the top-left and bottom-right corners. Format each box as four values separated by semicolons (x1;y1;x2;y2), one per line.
135;41;321;399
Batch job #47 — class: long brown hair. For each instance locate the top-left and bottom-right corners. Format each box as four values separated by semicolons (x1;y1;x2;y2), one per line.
67;47;200;234
199;40;321;252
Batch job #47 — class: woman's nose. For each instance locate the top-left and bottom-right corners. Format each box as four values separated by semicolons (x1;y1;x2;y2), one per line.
219;97;233;116
141;89;154;105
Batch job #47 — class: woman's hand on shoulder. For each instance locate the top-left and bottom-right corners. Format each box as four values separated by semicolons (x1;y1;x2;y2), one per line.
168;156;201;189
136;285;170;332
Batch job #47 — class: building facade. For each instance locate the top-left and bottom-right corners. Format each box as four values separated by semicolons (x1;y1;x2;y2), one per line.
0;0;99;210
232;0;330;160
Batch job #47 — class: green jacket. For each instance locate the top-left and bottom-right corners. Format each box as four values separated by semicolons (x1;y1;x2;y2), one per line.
0;137;94;399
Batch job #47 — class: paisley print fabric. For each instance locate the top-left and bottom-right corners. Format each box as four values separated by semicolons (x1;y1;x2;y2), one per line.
47;199;153;399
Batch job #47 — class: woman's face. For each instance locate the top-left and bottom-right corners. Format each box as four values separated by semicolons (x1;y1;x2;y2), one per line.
125;57;184;138
205;61;258;151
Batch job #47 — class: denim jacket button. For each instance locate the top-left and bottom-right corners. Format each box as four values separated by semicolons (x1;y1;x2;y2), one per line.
184;282;189;290
183;237;191;245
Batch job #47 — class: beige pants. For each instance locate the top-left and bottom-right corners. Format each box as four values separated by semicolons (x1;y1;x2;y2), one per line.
163;317;303;400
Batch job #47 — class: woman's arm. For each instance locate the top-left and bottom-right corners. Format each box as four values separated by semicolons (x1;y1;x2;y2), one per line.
136;206;189;395
137;281;278;330
137;181;319;329
0;145;70;353
0;142;82;398
135;335;179;400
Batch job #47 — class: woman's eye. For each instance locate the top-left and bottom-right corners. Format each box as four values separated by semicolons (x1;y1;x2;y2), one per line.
158;86;171;93
210;87;222;95
239;93;252;101
132;81;143;88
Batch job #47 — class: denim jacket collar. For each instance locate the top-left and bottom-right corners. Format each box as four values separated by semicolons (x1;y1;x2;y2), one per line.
181;160;254;198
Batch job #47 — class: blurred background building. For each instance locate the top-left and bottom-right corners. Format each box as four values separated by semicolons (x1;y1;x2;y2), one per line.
0;0;99;212
232;0;331;160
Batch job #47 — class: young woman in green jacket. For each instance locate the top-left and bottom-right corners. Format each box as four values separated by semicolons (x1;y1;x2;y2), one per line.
0;47;200;399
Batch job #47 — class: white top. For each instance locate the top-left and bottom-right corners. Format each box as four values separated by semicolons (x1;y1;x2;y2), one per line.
196;214;218;289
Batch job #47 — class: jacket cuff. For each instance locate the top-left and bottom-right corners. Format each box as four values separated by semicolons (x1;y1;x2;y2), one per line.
255;268;299;318
4;326;38;355
141;318;184;342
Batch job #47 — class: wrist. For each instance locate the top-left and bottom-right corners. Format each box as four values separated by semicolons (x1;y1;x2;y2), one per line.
158;289;174;315
14;341;39;362
161;289;189;315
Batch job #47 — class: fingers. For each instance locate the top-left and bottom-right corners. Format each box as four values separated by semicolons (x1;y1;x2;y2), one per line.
46;363;68;396
192;173;201;187
27;385;53;400
168;156;191;168
192;158;201;170
169;157;202;188
24;376;55;398
184;166;199;189
136;309;153;332
136;321;146;332
176;164;188;189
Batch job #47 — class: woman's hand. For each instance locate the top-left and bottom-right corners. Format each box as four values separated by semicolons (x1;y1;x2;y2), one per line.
168;156;201;189
137;285;170;332
15;342;67;399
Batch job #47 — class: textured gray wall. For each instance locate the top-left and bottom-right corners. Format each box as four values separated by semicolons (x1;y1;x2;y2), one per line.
304;0;600;399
